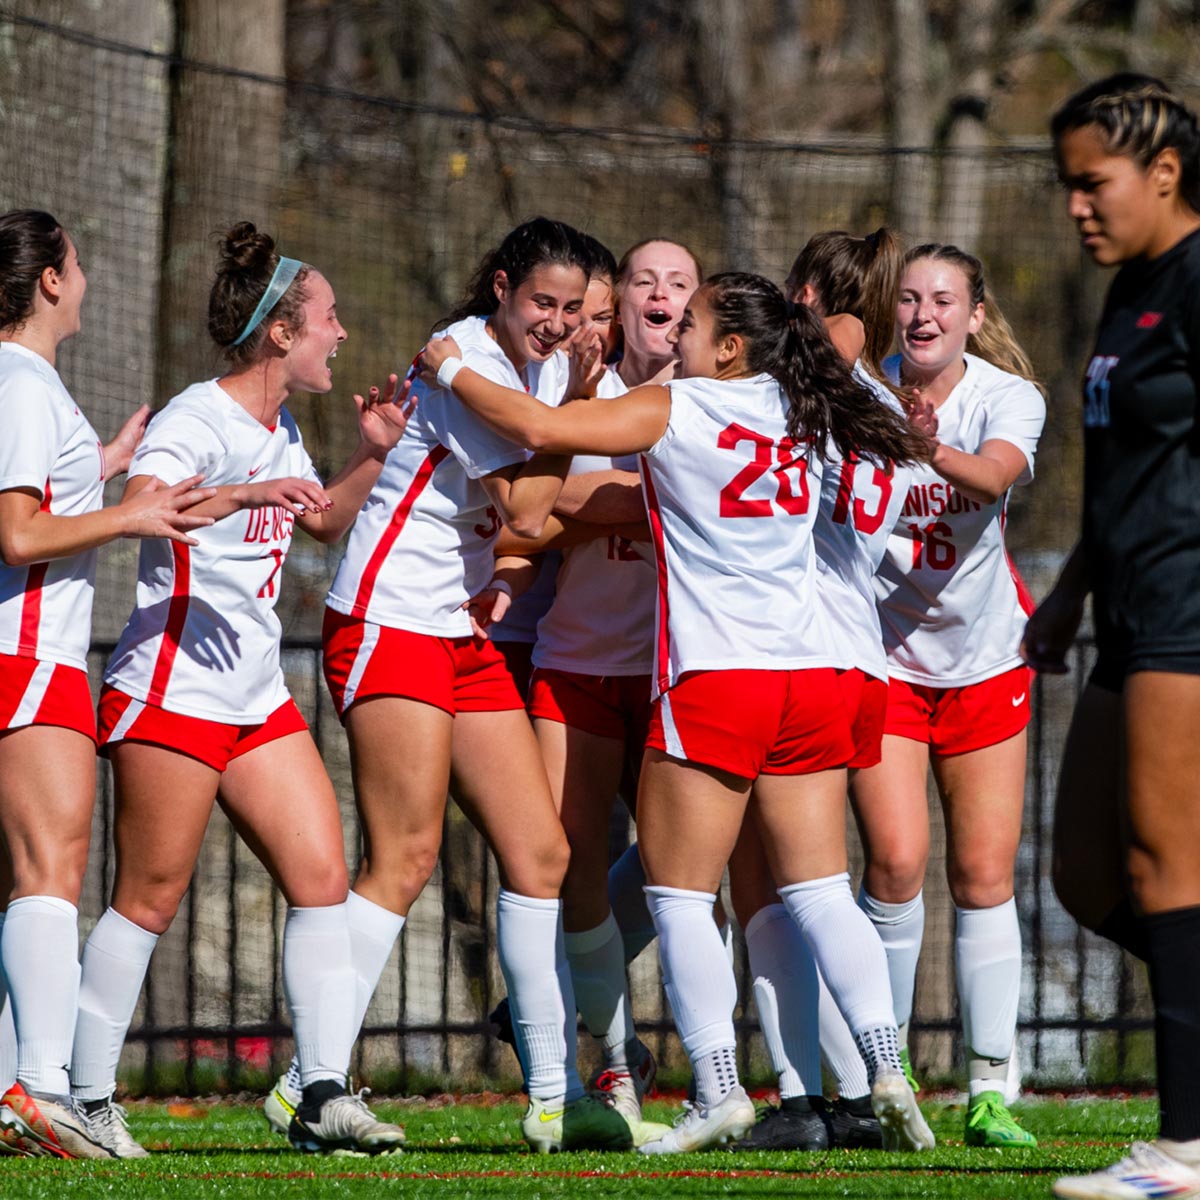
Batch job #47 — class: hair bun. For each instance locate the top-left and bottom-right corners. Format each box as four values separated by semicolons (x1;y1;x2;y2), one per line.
219;221;276;274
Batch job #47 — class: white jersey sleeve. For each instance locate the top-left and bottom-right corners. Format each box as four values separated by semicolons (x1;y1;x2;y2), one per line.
0;343;104;669
643;374;832;697
326;316;568;637
812;364;913;681
533;367;656;675
105;382;315;722
873;353;1044;686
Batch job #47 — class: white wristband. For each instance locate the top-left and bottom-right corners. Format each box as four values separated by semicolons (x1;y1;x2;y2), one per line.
437;356;465;390
488;578;513;597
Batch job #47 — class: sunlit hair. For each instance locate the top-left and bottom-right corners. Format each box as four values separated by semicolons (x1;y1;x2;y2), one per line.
1052;72;1200;213
0;210;70;333
579;233;617;286
440;217;591;329
703;272;929;466
902;244;1044;395
615;237;703;286
785;227;902;382
209;221;312;366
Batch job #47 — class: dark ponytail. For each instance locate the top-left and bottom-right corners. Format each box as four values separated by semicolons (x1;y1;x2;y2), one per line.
0;210;70;333
705;272;930;467
439;216;592;328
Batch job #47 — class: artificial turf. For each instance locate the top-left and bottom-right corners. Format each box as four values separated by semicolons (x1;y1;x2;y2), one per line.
0;1092;1156;1199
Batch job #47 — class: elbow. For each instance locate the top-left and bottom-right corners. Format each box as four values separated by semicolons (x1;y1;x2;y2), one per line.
504;513;547;540
0;537;34;568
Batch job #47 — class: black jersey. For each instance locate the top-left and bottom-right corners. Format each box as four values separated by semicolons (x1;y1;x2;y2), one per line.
1083;226;1200;672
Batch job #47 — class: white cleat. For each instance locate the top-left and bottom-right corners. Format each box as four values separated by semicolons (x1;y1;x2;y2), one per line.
288;1089;405;1156
264;1071;302;1137
638;1085;756;1155
1053;1141;1200;1200
80;1100;149;1159
871;1070;936;1151
521;1093;634;1154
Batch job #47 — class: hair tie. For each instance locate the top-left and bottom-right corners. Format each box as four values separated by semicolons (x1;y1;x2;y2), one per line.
231;256;302;347
865;231;880;251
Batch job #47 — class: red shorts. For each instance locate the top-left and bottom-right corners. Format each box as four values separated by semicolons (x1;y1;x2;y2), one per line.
836;669;888;770
322;608;524;719
97;685;309;772
0;654;96;741
528;668;653;748
646;668;854;780
883;665;1032;756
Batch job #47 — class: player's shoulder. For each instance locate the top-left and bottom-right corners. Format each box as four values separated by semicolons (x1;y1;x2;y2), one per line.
147;380;236;449
964;354;1042;410
0;344;69;407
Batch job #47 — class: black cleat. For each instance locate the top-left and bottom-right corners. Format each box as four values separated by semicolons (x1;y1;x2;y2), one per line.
733;1099;829;1151
818;1095;884;1149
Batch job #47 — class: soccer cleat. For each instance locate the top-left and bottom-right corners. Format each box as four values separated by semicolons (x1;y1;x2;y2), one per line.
732;1101;829;1151
264;1071;302;1137
288;1088;405;1156
0;1083;110;1159
899;1046;921;1093
965;1090;1037;1148
590;1045;657;1128
818;1096;884;1150
80;1099;149;1159
638;1085;756;1155
870;1070;936;1151
522;1093;635;1154
1053;1141;1200;1199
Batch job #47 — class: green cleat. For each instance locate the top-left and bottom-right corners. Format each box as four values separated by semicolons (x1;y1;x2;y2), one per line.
899;1046;921;1093
964;1091;1037;1148
522;1094;635;1153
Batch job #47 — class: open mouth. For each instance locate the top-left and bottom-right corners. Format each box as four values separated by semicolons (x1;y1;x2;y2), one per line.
530;330;560;353
908;330;937;345
644;309;672;327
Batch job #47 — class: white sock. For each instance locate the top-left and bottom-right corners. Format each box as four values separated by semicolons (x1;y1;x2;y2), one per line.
71;908;159;1102
3;895;81;1096
955;898;1021;1099
283;904;356;1089
644;886;738;1083
744;903;821;1099
346;891;405;1036
818;969;871;1100
0;914;15;1093
564;912;634;1069
859;888;924;1035
608;844;656;965
780;874;897;1052
497;889;580;1104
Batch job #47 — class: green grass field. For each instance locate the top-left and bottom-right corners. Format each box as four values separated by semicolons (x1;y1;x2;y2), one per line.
0;1092;1155;1199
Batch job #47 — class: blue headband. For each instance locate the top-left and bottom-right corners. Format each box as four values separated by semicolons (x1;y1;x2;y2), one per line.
230;256;303;347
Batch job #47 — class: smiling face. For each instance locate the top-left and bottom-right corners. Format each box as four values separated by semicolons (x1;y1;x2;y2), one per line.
51;234;87;339
581;275;617;361
895;258;982;381
491;262;587;369
668;285;724;379
1056;123;1176;266
278;271;346;393
617;241;700;364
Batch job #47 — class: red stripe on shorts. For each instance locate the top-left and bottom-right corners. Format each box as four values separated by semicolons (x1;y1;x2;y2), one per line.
147;542;191;706
17;478;53;656
640;458;672;695
350;445;450;619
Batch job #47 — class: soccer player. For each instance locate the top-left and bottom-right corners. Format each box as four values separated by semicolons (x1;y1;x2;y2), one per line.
303;217;636;1154
851;243;1045;1147
419;271;936;1154
1024;74;1200;1200
69;222;410;1157
729;228;912;1151
0;209;215;1159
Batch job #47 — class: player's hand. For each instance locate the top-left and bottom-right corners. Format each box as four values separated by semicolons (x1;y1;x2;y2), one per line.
907;387;939;440
1021;587;1085;675
356;373;417;457
461;586;512;639
103;404;152;479
118;475;217;544
242;476;332;515
564;321;604;400
417;335;464;384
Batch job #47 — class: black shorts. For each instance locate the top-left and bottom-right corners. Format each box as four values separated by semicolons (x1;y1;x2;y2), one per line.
1089;639;1200;694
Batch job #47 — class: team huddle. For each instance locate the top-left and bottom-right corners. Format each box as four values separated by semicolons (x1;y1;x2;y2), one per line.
4;68;1200;1200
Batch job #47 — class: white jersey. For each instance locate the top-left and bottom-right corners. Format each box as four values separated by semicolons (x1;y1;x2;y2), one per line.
0;343;104;670
643;373;832;698
534;368;656;676
874;353;1044;687
327;316;569;637
104;381;319;723
812;365;912;682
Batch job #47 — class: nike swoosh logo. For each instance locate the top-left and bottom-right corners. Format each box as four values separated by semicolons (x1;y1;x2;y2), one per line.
1012;693;1026;706
538;1109;564;1123
248;464;266;478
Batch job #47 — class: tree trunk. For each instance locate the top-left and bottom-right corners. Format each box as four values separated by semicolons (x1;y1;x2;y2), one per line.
880;0;935;241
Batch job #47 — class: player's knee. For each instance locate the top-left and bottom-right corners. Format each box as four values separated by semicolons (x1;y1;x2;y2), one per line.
863;850;927;903
500;830;570;898
9;831;89;903
285;858;350;908
357;841;440;911
114;883;186;936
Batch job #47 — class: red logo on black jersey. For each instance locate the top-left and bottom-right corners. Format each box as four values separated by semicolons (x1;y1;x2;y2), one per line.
1136;311;1163;329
